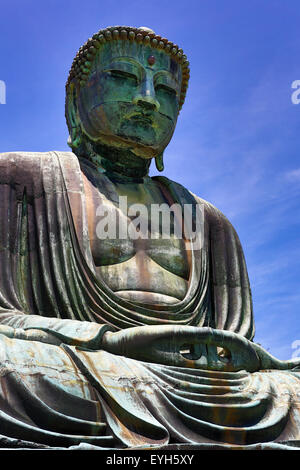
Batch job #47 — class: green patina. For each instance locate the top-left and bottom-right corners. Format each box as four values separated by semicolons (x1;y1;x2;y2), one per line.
0;25;299;450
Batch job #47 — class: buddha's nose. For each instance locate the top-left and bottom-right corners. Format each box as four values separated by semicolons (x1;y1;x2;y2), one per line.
133;75;160;112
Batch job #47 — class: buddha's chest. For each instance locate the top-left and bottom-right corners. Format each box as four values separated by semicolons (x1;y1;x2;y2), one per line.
82;171;190;301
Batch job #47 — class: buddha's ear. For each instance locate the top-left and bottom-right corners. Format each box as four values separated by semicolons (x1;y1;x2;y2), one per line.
65;83;82;149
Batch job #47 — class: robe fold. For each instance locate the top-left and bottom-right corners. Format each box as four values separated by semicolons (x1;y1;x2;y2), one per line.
0;150;298;449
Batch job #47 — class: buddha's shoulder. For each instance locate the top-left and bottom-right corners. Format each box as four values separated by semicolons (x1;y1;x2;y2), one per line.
158;175;237;233
0;150;76;167
0;151;78;180
0;151;79;191
192;192;239;236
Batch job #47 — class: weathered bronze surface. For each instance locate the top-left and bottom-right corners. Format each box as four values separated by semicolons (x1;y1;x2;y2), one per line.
0;25;299;450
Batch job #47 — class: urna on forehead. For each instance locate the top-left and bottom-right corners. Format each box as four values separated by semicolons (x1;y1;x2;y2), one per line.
66;25;190;110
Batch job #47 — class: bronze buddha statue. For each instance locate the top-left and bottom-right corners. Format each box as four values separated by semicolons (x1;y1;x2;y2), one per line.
0;25;299;450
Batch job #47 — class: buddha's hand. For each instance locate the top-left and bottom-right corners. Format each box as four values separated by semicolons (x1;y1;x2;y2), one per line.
101;325;261;372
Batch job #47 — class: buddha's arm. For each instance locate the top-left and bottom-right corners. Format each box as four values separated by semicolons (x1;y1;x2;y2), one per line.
0;310;114;348
195;194;255;340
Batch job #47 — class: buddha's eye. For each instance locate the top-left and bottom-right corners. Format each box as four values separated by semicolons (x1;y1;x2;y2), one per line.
155;83;177;97
108;69;138;84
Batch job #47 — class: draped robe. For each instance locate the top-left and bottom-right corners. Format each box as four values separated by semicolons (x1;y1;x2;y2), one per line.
0;150;299;449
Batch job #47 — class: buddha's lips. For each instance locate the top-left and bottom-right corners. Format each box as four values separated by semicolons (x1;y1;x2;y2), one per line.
129;114;154;125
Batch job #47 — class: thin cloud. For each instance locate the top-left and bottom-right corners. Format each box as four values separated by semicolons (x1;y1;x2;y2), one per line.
285;168;300;181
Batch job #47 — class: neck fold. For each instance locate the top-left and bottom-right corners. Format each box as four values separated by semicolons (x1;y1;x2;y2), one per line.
76;140;152;182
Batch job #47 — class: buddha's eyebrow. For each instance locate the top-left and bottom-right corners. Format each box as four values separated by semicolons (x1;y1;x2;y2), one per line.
102;57;143;70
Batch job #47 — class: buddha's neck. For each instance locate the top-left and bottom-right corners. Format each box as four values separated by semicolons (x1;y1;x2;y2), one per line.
78;141;152;183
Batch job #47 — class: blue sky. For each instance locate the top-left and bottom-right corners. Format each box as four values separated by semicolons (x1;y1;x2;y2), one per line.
0;0;299;359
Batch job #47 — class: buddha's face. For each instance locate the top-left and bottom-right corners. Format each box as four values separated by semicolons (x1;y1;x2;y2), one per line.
76;40;182;159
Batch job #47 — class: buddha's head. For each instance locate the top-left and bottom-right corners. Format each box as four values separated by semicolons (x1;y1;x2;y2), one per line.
65;26;190;173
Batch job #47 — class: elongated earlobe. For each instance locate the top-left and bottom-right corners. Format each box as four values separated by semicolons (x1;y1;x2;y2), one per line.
155;153;164;172
66;83;82;150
